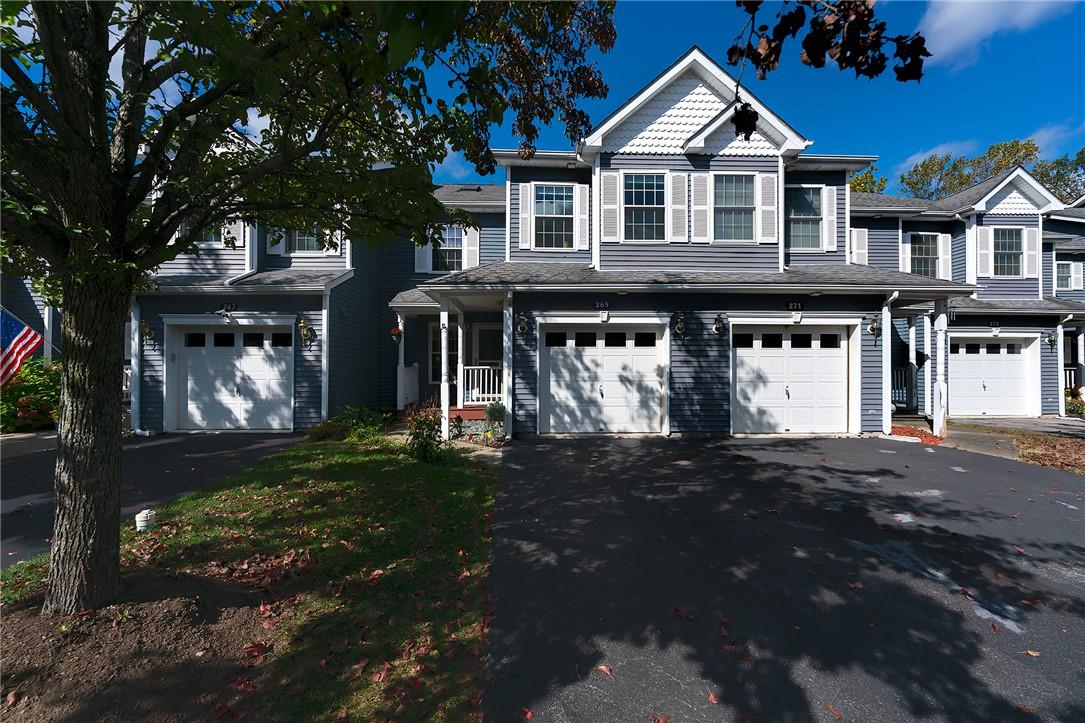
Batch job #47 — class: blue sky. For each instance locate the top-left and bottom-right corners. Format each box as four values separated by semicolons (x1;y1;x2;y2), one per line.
435;0;1085;194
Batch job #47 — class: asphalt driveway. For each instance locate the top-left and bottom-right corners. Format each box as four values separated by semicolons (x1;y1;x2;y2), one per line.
2;431;302;566
488;437;1085;722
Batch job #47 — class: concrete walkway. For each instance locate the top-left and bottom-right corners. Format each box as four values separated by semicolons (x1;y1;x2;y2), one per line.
951;416;1085;439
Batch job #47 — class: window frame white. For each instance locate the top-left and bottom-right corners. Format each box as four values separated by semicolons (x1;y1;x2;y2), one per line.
530;182;577;251
783;183;825;253
908;232;940;279
430;224;465;273
287;228;324;255
472;323;503;367
428;321;460;385
1056;260;1073;291
990;225;1026;279
619;170;669;244
709;171;758;244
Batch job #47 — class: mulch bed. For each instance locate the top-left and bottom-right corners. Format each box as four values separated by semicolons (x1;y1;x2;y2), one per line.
1;569;282;722
891;425;943;445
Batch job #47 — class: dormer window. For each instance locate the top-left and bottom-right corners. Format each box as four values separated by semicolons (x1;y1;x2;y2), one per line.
624;174;666;241
432;225;463;272
785;187;822;250
534;185;575;249
289;229;321;253
712;175;755;242
993;228;1022;277
910;234;939;278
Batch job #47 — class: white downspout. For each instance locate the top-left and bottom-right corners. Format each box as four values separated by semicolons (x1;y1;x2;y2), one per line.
881;290;899;435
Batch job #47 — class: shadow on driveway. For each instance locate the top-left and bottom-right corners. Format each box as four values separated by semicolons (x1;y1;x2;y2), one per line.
2;432;302;566
487;437;1085;722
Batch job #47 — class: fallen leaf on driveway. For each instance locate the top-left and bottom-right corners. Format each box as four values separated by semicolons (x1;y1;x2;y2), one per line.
522;708;534;720
847;582;864;590
708;692;719;704
5;691;17;707
828;703;842;720
672;607;693;621
1013;546;1026;554
736;712;751;722
214;704;245;720
228;678;257;693
1026;650;1040;657
649;716;669;723
1017;704;1037;713
594;665;613;677
991;623;1000;633
1011;513;1020;519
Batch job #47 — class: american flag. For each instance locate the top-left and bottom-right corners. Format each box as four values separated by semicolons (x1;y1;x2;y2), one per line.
2;308;45;386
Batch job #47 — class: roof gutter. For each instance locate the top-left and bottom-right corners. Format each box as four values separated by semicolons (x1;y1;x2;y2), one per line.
417;282;976;296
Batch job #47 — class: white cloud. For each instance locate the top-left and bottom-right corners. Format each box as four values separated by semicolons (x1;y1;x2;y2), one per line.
243;108;270;143
917;0;1077;70
434;147;474;181
895;139;979;176
1028;120;1085;159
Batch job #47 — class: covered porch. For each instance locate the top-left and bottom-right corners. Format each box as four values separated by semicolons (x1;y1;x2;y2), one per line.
389;288;512;438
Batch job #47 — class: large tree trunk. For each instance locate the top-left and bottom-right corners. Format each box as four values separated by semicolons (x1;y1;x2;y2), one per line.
42;275;132;615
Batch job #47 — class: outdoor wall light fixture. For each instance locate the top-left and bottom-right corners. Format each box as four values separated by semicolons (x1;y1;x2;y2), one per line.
298;316;317;351
867;318;882;338
1045;330;1058;349
140;320;157;352
713;313;723;335
515;313;528;336
673;312;686;338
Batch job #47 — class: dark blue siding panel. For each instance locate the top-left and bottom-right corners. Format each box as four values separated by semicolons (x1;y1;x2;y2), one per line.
784;170;847;267
1055;251;1085;302
328;257;384;413
861;313;883;432
477;212;506;265
509;167;592;264
976;214;1041;299
852;217;899;271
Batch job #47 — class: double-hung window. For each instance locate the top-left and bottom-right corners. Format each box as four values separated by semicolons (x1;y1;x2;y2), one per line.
289;229;322;253
197;226;222;245
910;233;939;278
432;225;463;272
429;322;459;384
785;187;822;250
992;228;1023;277
534;185;575;249
713;175;755;242
623;174;666;241
1056;261;1072;290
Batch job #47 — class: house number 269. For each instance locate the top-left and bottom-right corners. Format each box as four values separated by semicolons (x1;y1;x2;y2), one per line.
594;301;611;309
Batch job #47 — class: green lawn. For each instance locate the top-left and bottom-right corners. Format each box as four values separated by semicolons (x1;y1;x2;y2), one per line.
2;438;496;721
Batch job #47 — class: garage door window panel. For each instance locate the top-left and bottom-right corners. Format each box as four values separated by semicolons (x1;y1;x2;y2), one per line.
604;332;627;347
185;332;206;347
243;332;264;347
271;332;292;348
634;332;657;348
214;332;235;347
545;332;567;347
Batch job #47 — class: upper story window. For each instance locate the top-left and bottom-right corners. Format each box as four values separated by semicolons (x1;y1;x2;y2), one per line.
289;229;322;253
1057;261;1072;290
713;175;755;242
432;225;463;272
534;185;575;249
785;187;822;250
624;174;665;241
993;228;1022;277
197;226;222;245
910;233;939;278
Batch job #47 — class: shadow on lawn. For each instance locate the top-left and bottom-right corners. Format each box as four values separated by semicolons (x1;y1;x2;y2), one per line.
486;437;1085;722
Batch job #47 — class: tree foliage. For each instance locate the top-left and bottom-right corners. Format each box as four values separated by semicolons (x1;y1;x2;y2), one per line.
1033;147;1085;203
850;165;887;194
726;0;930;83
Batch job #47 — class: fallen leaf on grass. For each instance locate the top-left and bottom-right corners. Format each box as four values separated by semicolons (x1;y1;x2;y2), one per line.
5;691;17;707
370;662;390;683
214;704;245;720
228;678;257;693
827;703;842;720
991;623;1000;633
672;607;693;621
594;665;613;677
1025;650;1040;657
1017;704;1037;713
649;716;670;723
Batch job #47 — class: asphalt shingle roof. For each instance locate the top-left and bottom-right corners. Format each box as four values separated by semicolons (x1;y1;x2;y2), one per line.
850;192;929;211
152;269;346;290
926;167;1018;212
949;296;1085;313
418;261;973;293
434;184;504;211
389;288;437;308
1051;208;1085;219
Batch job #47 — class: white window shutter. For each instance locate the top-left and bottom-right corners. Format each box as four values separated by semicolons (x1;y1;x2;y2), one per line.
669;172;688;243
821;186;837;251
266;227;286;256
518;184;532;250
759;173;777;244
575;183;590;251
1023;227;1039;278
977;226;992;277
464;226;480;268
600;172;620;243
414;242;431;273
900;234;911;273
690;172;710;243
1073;261;1084;290
851;228;868;265
938;233;952;280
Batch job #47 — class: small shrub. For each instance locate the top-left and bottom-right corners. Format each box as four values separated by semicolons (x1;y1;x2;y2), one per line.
484;400;507;442
307;419;348;441
338;405;394;443
1;358;61;432
1067;397;1085;417
405;401;444;463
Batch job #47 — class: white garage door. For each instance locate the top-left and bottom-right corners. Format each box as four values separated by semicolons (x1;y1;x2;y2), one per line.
949;337;1028;416
180;327;293;430
732;326;848;434
540;326;664;433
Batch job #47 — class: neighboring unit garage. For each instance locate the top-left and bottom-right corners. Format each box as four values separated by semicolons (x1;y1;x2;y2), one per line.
731;325;849;434
948;333;1039;416
177;325;294;430
538;321;668;434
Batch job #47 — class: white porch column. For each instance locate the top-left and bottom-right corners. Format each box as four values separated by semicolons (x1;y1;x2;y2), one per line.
1077;330;1084;391
1056;321;1065;416
907;316;917;411
439;299;450;440
456;312;465;409
395;313;406;410
881;304;892;435
502;291;513;440
933;300;948;437
922;314;932;416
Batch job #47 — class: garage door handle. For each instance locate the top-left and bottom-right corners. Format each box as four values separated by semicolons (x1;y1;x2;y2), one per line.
785;385;790;399
982;381;986;391
599;384;604;398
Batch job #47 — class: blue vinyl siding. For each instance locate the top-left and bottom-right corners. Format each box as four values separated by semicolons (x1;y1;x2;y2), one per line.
509;167;592;263
1042;243;1054;297
511;292;883;435
257;225;347;271
784;170;847;267
135;294;324;431
1055;251;1085;302
976;214;1041;299
477;212;506;265
328;262;384;413
952;232;966;283
851;217;899;271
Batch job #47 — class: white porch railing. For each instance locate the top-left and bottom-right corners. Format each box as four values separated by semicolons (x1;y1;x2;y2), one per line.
1065;367;1080;390
892;366;916;410
463;365;502;405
